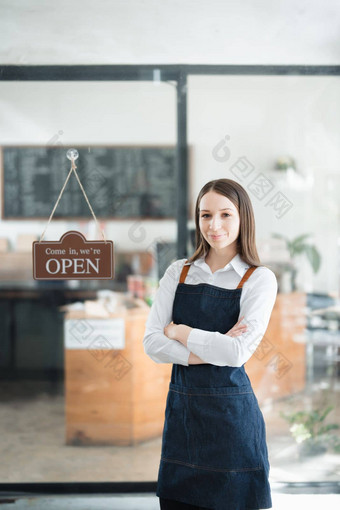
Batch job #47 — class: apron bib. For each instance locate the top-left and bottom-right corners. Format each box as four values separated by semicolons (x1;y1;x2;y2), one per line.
156;261;272;510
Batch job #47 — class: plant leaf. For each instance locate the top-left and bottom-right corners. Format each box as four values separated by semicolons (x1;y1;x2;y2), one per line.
292;233;313;245
304;245;321;273
318;424;339;435
271;233;287;242
319;405;334;422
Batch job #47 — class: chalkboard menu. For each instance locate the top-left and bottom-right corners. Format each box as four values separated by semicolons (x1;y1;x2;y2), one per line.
1;146;177;219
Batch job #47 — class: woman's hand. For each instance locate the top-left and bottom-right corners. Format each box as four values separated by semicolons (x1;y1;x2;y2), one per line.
165;318;247;340
164;321;178;339
225;316;248;337
164;322;193;347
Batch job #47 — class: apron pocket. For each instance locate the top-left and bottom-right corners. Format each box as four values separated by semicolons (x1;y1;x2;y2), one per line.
161;388;195;465
165;383;261;471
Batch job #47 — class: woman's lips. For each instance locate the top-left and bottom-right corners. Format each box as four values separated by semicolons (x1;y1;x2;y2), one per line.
210;235;224;239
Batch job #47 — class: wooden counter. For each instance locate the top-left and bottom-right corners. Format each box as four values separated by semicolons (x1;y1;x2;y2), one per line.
64;307;171;446
245;291;306;402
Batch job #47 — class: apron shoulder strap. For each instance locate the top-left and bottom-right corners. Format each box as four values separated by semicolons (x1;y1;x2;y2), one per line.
236;266;257;289
179;260;258;287
179;260;191;283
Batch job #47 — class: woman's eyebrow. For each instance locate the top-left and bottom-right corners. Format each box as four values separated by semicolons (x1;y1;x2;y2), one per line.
200;208;234;212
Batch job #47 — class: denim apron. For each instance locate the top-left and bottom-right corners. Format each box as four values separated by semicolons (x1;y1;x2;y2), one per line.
156;260;272;510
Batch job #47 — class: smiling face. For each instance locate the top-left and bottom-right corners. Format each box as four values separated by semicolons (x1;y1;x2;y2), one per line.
198;191;240;257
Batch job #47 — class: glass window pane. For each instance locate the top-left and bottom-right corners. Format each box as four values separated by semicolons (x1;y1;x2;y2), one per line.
0;79;177;483
188;74;340;484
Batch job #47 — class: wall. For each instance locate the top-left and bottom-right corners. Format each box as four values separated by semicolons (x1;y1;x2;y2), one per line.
0;0;339;65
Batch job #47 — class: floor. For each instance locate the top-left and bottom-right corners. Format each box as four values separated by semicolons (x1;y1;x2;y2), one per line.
1;375;340;508
1;376;339;484
0;493;339;510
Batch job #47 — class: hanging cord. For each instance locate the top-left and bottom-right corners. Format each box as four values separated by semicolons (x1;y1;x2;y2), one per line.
39;158;107;243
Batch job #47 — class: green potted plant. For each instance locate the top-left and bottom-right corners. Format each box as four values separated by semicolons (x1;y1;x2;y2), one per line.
280;405;340;457
274;156;297;171
271;233;321;291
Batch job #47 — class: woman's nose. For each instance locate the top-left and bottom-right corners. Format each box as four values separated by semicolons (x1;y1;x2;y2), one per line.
209;217;222;230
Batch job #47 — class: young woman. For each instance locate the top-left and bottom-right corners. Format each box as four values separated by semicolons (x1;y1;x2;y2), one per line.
143;178;278;510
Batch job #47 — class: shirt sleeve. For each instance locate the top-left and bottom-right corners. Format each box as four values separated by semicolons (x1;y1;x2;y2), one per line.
143;259;191;365
186;267;278;367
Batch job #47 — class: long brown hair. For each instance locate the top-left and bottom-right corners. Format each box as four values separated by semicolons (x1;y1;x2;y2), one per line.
187;178;262;268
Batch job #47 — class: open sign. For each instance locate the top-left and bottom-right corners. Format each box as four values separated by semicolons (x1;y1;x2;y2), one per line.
33;231;114;280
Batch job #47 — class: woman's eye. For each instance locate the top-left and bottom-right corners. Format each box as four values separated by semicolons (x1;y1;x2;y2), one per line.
201;213;230;218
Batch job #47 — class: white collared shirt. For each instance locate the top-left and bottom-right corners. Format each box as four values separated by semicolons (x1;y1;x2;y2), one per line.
143;253;278;367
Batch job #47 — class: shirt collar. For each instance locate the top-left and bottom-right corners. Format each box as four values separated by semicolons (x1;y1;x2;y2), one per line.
191;252;250;277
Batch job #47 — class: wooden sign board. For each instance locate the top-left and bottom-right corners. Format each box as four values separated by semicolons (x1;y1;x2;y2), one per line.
33;231;114;280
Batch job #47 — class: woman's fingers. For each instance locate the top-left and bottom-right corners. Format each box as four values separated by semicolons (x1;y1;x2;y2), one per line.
236;316;245;325
225;317;248;336
231;329;247;336
228;329;247;337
